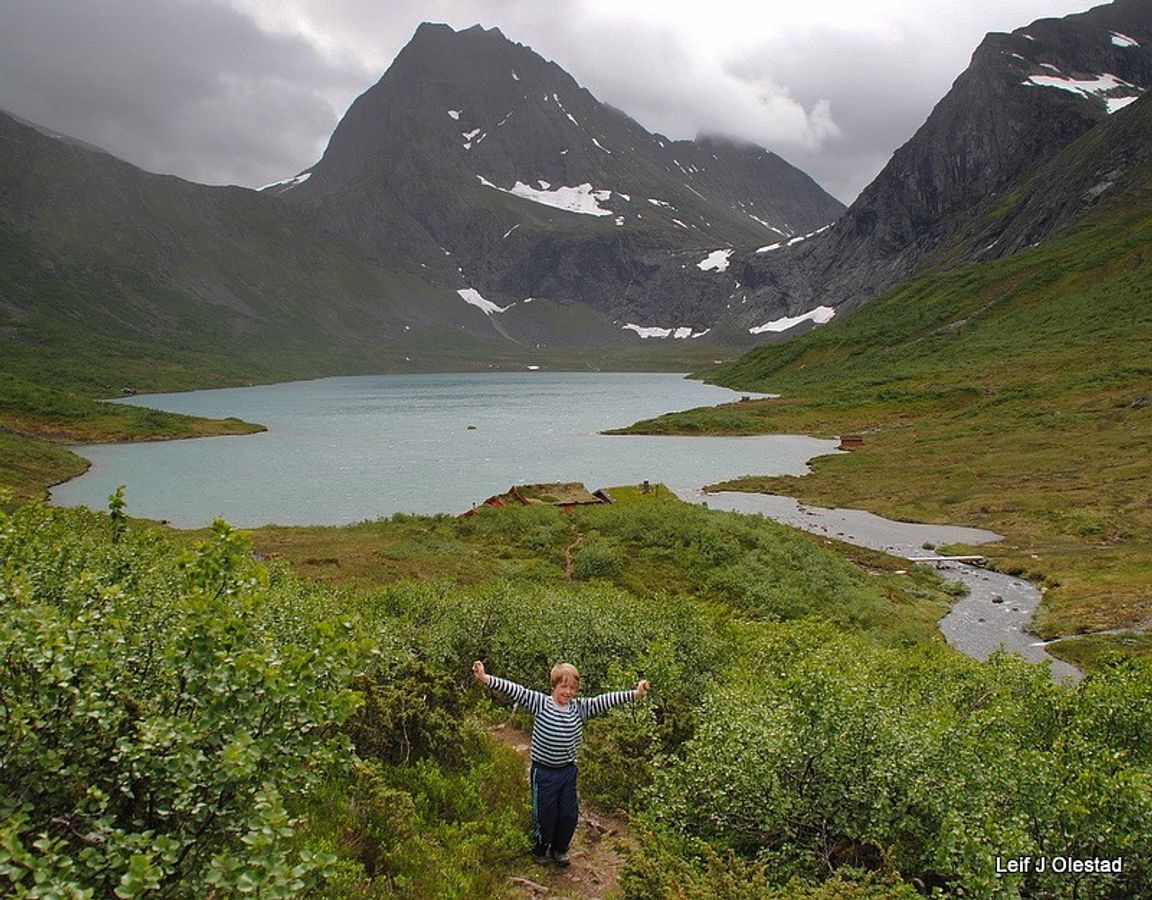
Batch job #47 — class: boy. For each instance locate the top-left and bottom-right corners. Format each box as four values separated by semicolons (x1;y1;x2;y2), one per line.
472;659;650;866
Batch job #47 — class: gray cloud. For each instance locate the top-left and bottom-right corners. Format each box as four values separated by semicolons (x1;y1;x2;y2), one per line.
0;0;363;186
0;0;1097;202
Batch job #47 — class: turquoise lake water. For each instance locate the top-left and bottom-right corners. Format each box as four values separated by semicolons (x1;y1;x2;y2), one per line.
50;372;840;528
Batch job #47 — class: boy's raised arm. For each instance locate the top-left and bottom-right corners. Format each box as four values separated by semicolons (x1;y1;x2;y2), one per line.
582;679;653;718
472;660;547;712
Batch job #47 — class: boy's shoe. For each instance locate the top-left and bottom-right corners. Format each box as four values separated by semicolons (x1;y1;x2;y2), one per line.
550;849;571;867
532;847;550;866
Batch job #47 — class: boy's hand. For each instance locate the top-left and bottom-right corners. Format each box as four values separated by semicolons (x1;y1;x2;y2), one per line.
472;660;490;684
634;679;650;697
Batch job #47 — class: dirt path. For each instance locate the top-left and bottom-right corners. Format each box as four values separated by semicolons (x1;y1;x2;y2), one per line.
489;723;633;899
563;529;585;581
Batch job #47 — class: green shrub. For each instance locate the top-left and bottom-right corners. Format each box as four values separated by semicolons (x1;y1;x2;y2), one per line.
620;831;919;899
0;503;361;897
301;724;529;898
572;535;625;580
637;622;1152;897
345;658;469;768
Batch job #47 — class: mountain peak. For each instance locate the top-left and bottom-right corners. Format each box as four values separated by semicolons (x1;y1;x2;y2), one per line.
695;132;769;154
409;22;514;51
732;0;1152;331
273;19;843;340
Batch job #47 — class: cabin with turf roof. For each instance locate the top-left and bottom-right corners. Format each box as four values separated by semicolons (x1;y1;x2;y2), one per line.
463;482;613;516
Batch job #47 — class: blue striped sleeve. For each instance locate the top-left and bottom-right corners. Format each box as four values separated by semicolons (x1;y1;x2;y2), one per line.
486;675;548;714
579;690;637;720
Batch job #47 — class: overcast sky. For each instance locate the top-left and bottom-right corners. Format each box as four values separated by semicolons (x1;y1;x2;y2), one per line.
0;0;1100;204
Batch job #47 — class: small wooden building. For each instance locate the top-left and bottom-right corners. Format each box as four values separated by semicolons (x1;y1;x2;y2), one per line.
464;482;613;516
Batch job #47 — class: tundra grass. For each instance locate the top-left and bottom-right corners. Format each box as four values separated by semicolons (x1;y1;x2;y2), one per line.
0;431;89;503
1043;632;1152;673
248;486;956;649
611;202;1152;643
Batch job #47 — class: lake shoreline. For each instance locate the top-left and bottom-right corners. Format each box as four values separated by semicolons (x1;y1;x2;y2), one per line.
49;372;835;528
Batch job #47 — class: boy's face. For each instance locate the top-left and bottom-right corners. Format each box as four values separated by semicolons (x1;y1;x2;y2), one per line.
552;676;579;705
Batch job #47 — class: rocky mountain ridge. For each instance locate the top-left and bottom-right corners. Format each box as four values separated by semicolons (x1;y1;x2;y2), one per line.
272;22;845;341
727;0;1152;338
2;2;1150;385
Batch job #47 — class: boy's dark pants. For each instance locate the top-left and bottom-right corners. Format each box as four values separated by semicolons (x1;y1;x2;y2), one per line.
531;762;579;854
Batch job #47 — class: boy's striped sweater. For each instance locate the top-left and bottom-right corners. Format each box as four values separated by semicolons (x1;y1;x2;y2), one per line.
486;675;636;767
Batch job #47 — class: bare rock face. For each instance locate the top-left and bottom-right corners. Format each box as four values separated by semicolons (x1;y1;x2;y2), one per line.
729;0;1152;338
272;23;845;344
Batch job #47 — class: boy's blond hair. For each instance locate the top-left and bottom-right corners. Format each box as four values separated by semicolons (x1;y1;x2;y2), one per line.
550;662;581;688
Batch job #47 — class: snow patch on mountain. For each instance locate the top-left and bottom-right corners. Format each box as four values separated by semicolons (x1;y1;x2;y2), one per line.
623;323;710;339
1108;95;1140;112
697;249;734;272
749;306;836;334
1111;31;1140;48
477;176;613;216
458;288;510;315
1023;71;1142;112
749;214;784;233
756;223;831;253
260;171;311;192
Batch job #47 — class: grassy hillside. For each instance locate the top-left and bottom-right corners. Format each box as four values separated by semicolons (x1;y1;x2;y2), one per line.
0;374;266;501
612;189;1152;665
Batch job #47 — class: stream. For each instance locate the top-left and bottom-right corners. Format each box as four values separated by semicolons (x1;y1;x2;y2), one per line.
690;491;1080;683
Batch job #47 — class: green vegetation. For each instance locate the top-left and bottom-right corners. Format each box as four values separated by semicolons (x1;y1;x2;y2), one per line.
627;626;1152;899
1043;632;1152;674
251;489;954;648
4;492;1151;897
612;196;1152;644
0;502;362;896
0;431;89;504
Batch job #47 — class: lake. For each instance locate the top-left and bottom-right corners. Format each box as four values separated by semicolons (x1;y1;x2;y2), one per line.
51;372;840;528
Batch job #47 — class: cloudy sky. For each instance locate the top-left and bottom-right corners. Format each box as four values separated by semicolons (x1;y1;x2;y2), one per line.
0;0;1099;203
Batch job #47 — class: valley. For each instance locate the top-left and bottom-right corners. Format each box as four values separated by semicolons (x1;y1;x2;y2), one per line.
2;1;1152;896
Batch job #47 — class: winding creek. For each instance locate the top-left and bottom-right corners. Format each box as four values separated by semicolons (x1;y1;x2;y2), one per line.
50;372;1077;681
698;492;1080;682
